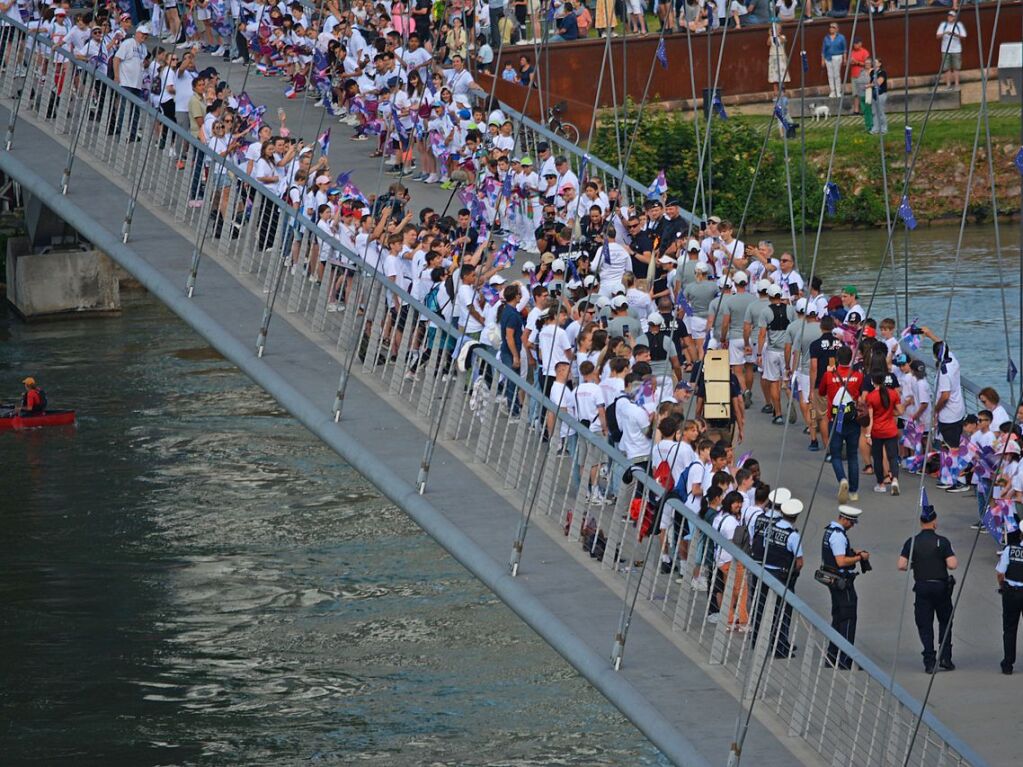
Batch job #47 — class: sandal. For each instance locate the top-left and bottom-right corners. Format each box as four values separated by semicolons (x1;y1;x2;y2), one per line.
863;464;874;475
369;150;383;158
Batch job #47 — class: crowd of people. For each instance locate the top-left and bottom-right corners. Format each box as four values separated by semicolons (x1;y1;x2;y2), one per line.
7;0;1022;676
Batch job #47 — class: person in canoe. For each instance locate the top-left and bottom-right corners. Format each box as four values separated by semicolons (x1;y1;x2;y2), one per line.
15;377;46;416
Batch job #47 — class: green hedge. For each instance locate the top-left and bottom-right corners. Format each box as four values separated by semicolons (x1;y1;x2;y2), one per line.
591;109;894;230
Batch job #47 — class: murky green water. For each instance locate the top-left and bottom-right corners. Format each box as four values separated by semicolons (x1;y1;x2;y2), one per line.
0;299;666;766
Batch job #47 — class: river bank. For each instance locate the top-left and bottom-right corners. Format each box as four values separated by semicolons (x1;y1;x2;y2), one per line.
593;104;1023;229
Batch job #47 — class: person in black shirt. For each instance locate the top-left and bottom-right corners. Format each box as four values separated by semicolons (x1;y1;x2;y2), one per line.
898;504;958;673
452;208;479;254
629;224;656;277
534;204;559;253
807;315;845;449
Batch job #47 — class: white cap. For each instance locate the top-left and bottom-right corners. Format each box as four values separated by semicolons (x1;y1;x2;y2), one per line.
794;297;808;313
658;255;677;264
136;22;150;33
551;258;566;272
612;295;629;309
595;295;610;308
566;278;582;289
732;270;748;284
583;275;598;287
805;305;820;318
780;499;804;517
695;263;711;274
1005;441;1022;454
687;239;701;251
756;278;772;293
767;284;783;298
838;505;863;519
768;487;792;506
489;274;507;285
717;275;733;290
521;260;537;272
647;312;664;325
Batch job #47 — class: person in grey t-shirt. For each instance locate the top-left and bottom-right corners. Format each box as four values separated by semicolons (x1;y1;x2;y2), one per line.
607;294;642;340
714;270;758;402
682;262;718;356
785;298;821;448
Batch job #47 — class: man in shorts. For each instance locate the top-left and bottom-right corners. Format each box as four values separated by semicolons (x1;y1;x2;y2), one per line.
757;284;794;424
936;11;966;91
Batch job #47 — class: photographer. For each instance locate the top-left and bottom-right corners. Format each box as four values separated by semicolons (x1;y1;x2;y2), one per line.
372;181;410;219
819;505;869;670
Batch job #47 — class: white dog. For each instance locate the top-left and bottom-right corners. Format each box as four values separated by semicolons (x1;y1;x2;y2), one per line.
810;103;831;121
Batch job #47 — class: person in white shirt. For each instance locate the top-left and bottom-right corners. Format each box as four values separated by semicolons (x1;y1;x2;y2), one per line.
111;23;150;139
536;305;575;385
596;230;631;296
936;11;966;91
616;374;653;461
921;327;967;491
979;387;1012;432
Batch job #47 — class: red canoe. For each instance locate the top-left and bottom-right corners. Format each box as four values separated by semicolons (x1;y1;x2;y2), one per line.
0;410;77;430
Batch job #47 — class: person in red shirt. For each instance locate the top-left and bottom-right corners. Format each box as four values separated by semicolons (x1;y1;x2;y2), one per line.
16;377;45;416
865;372;903;496
818;345;864;503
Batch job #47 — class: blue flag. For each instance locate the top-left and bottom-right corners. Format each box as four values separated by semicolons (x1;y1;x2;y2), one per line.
566;256;579;281
1009;359;1018;384
898;195;918;230
824;182;841;216
1015;147;1023;176
712;92;727;121
674;288;694;317
545;1;556;23
602;239;612;266
656;38;668;70
773;100;792;134
904;126;913;155
501;172;513;198
800;50;809;73
920;486;930;513
646;170;668;200
579;153;590;184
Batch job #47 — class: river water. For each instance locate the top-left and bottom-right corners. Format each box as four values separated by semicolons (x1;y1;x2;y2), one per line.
1;223;1018;765
0;299;666;766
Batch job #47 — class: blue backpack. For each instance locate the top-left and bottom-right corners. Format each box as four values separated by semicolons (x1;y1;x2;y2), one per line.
673;461;701;502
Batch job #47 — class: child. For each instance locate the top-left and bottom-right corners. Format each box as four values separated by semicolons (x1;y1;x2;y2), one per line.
501;62;517;82
879;317;898;359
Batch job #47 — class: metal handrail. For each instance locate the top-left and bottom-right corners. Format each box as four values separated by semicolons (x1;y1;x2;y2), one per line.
0;19;985;766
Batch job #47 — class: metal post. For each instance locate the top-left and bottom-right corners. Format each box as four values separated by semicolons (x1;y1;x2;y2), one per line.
121;108;158;242
333;269;383;421
4;32;32;150
61;69;93;194
256;210;296;357
185;148;222;297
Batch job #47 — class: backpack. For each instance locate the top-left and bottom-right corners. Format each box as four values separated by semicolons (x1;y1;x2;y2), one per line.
733;509;758;553
605;394;629;444
767;302;790;332
672;460;701;503
425;283;441;314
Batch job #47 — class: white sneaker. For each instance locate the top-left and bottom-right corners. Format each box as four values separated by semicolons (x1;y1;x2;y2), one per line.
424;173;439;184
166;147;176;158
848;492;859;501
176;41;191;50
691;577;709;592
890;479;900;496
873;484;887;494
326;302;340;312
231;57;245;64
837;478;849;504
707;613;721;624
212;46;226;57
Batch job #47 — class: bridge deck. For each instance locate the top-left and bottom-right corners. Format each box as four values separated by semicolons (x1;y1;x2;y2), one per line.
2;59;1013;766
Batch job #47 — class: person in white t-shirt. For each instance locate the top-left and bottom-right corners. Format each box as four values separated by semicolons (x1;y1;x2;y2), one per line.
921;326;967;491
111;23;150;138
596;230;632;296
616;374;653;462
936;11;966;91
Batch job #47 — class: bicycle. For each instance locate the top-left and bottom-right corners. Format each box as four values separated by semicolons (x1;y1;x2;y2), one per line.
547;100;580;145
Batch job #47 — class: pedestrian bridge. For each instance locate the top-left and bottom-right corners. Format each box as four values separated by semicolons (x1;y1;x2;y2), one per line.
0;22;999;767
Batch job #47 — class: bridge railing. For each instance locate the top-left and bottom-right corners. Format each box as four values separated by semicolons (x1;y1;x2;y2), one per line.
0;19;985;767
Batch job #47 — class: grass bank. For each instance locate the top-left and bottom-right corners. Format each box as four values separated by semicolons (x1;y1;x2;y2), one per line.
592;105;1023;228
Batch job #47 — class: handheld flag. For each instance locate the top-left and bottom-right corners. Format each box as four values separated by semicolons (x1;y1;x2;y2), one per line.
656;38;668;70
898;195;918;230
824;182;841;216
545;1;556;24
900;320;922;351
674;288;694;317
711;91;727;120
492;237;520;270
735;450;753;468
646;170;668;200
920;486;930;513
1009;358;1018;384
602;239;612;266
565;256;580;282
1015;147;1023;176
578;153;590;184
800;50;808;73
317;128;330;155
481;283;501;306
904;125;913;155
284;85;297;99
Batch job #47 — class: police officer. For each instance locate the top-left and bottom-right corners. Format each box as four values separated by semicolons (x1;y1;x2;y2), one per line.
996;529;1023;675
749;491;804;659
897;503;958;673
821;505;868;669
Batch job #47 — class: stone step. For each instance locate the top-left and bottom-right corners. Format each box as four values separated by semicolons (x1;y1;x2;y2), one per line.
788;87;961;118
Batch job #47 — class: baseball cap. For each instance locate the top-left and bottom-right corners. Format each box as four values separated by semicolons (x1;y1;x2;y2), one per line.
842;285;859;297
136;22;150;33
583;275;598;287
566;278;582;290
22;376;36;386
756;278;772;293
551;258;566;272
521;260;537;272
658;255;677;264
315;174;330;185
54;7;67;15
695;263;710;273
647;312;664;325
846;311;863;323
520;156;534;166
732;270;748;284
893;353;909;365
489;274;507;285
794;297;808;313
558;185;573;196
767;284;783;298
717;275;732;290
611;295;629;309
707;215;722;224
687;239;700;251
1005;441;1022;455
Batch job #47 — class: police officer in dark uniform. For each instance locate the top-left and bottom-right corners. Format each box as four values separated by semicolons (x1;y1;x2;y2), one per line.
749;491;804;659
897;503;958;673
820;505;868;669
996;529;1023;675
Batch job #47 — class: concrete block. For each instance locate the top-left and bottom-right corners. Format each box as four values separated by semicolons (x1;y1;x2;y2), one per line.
5;242;121;320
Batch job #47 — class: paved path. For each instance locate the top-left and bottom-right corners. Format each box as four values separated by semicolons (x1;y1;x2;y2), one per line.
4;54;1017;765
